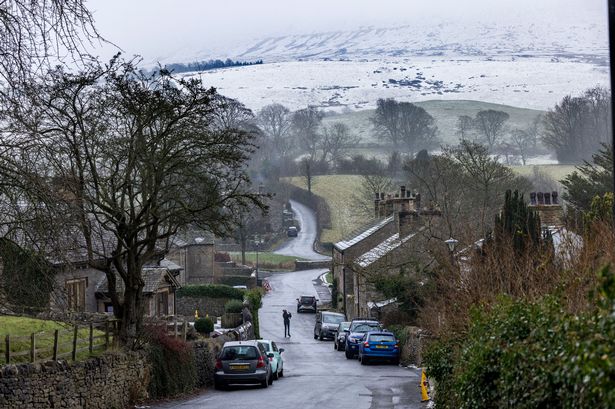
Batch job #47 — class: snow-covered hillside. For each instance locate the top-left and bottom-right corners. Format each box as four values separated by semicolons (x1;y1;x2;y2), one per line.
221;21;607;63
177;19;608;112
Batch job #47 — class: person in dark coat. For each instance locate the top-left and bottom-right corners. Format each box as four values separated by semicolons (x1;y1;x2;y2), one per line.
283;309;292;337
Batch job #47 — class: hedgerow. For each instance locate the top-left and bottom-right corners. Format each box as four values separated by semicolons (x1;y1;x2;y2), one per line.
177;284;244;300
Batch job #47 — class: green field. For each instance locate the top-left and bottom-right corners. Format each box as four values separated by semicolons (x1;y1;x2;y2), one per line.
0;316;109;363
229;251;304;270
322;99;544;149
510;164;577;184
285;175;369;243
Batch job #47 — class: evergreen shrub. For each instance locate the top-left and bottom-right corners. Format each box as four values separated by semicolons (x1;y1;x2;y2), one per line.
194;317;214;334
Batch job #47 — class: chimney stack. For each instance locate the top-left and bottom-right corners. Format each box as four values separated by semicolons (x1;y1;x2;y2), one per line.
528;191;564;228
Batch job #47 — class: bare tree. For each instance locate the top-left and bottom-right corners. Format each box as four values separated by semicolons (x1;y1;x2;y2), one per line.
351;173;393;219
0;0;101;82
322;122;361;168
456;115;475;141
292;107;324;161
1;59;265;346
510;128;533;165
474;109;510;151
372;98;438;155
257;103;294;159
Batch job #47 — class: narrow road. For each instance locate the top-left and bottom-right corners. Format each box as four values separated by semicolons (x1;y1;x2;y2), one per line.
152;201;424;409
152;269;424;409
274;199;330;261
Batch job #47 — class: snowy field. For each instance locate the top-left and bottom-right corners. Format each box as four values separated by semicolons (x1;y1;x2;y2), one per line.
187;56;609;112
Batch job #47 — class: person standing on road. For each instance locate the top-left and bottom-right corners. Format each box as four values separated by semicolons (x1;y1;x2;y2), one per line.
283;309;292;337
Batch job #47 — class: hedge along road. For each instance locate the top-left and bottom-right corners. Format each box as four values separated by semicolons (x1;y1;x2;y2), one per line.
152;203;424;409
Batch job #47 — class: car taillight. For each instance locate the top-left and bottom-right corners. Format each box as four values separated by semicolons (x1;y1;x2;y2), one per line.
215;359;223;370
363;342;369;347
269;357;273;361
394;343;400;349
256;356;266;368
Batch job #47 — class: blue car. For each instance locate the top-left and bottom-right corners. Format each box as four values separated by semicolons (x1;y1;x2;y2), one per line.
358;331;400;365
344;319;382;359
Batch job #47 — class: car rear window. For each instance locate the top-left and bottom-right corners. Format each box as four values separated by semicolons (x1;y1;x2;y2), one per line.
351;322;381;332
323;314;344;324
300;296;315;303
220;346;259;360
369;334;395;342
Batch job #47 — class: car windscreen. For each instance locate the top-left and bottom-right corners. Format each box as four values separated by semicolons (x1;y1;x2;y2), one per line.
258;342;271;352
369;334;395;342
220;346;259;360
339;322;350;331
323;314;344;324
351;322;381;332
300;296;314;303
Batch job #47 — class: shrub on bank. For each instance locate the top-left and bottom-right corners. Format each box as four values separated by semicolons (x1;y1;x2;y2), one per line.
424;266;615;409
194;317;214;335
147;326;197;399
224;299;244;314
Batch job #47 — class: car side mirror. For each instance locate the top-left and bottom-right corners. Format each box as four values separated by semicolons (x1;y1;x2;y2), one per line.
343;329;350;333
279;348;285;353
267;352;275;358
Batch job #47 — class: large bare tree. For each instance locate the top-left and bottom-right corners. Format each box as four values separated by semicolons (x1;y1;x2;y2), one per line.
0;59;264;346
473;109;510;151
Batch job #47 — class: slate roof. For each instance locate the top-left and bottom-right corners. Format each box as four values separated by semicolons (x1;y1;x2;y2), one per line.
334;216;394;251
168;231;215;248
96;267;180;295
355;228;423;268
160;258;183;272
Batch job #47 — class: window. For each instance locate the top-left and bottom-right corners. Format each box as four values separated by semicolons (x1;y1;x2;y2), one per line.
156;291;169;316
66;278;87;312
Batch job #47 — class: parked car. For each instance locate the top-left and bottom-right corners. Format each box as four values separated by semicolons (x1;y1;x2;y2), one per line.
344;319;383;359
358;331;400;365
257;339;285;380
214;340;273;389
287;226;298;237
333;321;351;351
313;311;346;340
296;295;318;313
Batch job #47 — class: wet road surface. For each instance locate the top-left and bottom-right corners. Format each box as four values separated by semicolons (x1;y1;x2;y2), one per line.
274;200;330;261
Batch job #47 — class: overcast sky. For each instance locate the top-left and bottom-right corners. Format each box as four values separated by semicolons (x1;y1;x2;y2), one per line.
87;0;607;63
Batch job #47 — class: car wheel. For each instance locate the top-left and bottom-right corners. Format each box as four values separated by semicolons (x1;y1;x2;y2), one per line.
345;349;353;359
318;331;323;341
273;370;279;380
214;381;226;391
297;308;300;313
360;355;369;365
268;373;274;385
392;357;400;366
313;333;318;339
279;368;284;377
333;342;337;350
261;377;269;388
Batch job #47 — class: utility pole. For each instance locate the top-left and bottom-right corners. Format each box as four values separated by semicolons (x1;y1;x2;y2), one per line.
609;0;615;222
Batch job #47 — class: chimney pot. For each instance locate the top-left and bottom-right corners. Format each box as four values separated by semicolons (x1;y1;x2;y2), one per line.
552;191;558;204
530;192;537;205
544;192;551;205
380;193;385;200
537;192;544;205
375;192;380;200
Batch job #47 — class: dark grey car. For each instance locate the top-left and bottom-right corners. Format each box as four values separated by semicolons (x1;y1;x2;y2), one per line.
297;295;318;313
214;341;273;389
314;311;346;340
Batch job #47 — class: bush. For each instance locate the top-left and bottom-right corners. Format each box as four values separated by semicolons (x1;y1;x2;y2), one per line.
245;288;264;338
214;252;231;262
177;284;244;300
194;317;214;334
224;299;244;314
146;326;197;399
424;266;615;409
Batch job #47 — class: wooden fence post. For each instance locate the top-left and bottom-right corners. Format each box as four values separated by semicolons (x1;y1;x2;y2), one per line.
104;321;109;350
5;334;10;364
174;320;178;338
89;323;93;354
183;321;187;341
53;330;59;360
72;325;78;361
30;333;36;363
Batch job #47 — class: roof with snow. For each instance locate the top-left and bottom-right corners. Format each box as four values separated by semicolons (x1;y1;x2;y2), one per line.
334;216;394;251
355;229;422;268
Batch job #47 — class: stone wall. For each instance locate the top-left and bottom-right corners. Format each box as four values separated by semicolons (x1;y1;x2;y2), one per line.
398;326;431;367
0;351;149;409
176;296;229;318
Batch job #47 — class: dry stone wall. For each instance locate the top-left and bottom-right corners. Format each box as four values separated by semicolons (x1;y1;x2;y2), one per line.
0;352;149;409
176;296;228;318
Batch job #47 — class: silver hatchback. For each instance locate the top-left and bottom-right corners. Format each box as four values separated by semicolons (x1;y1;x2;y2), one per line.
214;341;273;389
